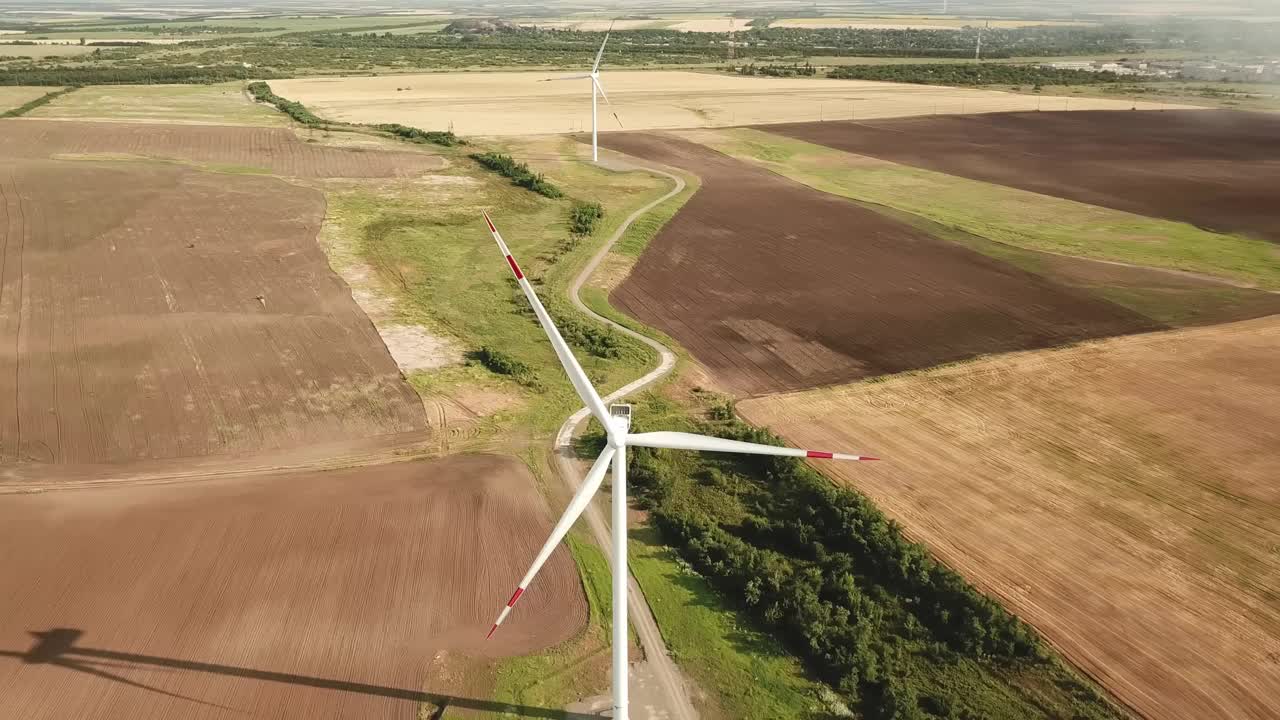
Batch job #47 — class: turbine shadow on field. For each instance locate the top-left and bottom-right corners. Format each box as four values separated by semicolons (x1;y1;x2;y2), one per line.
3;628;596;719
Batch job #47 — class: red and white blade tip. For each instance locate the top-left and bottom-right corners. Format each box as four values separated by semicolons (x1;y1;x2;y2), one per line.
482;212;525;280
486;586;526;639
806;450;880;461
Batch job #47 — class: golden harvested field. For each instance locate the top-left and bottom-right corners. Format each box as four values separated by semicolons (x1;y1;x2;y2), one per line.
738;315;1280;720
28;83;286;126
0;86;53;112
270;71;1182;137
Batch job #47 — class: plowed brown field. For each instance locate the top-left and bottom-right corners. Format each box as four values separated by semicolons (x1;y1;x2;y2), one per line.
764;110;1280;242
0;152;425;465
739;315;1280;720
599;133;1160;396
0;454;587;719
1;119;444;177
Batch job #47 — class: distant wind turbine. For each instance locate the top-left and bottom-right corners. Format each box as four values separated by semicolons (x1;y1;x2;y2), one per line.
480;211;879;720
542;21;621;162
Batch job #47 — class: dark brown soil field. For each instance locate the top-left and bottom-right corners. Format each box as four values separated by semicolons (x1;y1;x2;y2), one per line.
1;119;445;178
599;133;1161;396
0;454;587;719
764;110;1280;242
0;152;426;465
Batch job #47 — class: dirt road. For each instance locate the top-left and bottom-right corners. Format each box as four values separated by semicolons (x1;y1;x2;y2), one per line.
553;156;698;720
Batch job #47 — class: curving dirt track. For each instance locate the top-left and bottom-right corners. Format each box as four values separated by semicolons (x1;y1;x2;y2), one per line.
0;149;426;466
0;453;587;719
739;315;1280;720
0;119;444;178
763;110;1280;242
598;132;1160;396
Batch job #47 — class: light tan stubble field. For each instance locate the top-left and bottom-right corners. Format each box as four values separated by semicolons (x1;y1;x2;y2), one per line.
739;315;1280;720
270;71;1185;137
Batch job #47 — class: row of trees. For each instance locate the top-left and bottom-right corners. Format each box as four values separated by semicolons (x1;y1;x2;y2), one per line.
469;152;563;198
373;122;464;147
246;80;326;125
0;63;263;86
1;85;78;117
613;405;1115;719
827;63;1141;86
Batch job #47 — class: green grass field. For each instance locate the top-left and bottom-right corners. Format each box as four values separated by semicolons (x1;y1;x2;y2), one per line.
682;127;1280;291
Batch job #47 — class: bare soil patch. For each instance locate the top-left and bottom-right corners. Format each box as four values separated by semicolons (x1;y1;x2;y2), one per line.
599;132;1160;396
765;110;1280;242
0;155;426;465
738;315;1280;720
0;453;587;719
1;119;444;177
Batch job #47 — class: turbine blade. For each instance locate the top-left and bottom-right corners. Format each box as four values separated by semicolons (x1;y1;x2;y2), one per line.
592;76;611;105
626;431;878;461
540;73;592;82
487;447;616;639
592;22;613;73
481;212;613;432
612;112;624;129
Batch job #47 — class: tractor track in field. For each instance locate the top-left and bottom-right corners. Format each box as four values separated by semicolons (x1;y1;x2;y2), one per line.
552;155;698;720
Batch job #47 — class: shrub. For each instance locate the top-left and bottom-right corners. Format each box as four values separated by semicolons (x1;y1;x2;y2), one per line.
468;346;538;387
568;200;605;236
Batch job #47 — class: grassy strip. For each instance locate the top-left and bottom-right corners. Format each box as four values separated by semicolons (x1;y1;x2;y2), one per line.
629;524;832;719
695;128;1280;290
0;86;79;117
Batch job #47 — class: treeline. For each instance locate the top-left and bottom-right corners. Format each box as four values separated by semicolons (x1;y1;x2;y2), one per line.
1;86;79;117
292;25;1151;61
374;122;464;147
0;63;266;86
730;62;817;77
246;81;328;125
828;63;1141;87
470;152;562;198
611;400;1119;719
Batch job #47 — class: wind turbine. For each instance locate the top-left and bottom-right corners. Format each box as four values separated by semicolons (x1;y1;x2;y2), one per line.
481;212;878;720
543;22;621;162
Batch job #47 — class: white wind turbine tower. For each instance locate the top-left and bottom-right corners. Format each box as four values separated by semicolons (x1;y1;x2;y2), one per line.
481;212;879;720
543;22;621;162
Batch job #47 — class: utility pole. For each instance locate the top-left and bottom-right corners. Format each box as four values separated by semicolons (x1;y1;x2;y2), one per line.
975;24;983;60
728;16;735;61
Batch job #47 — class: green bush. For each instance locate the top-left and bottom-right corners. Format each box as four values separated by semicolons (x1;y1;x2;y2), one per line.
468;346;539;387
469;152;562;198
568;200;605;236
